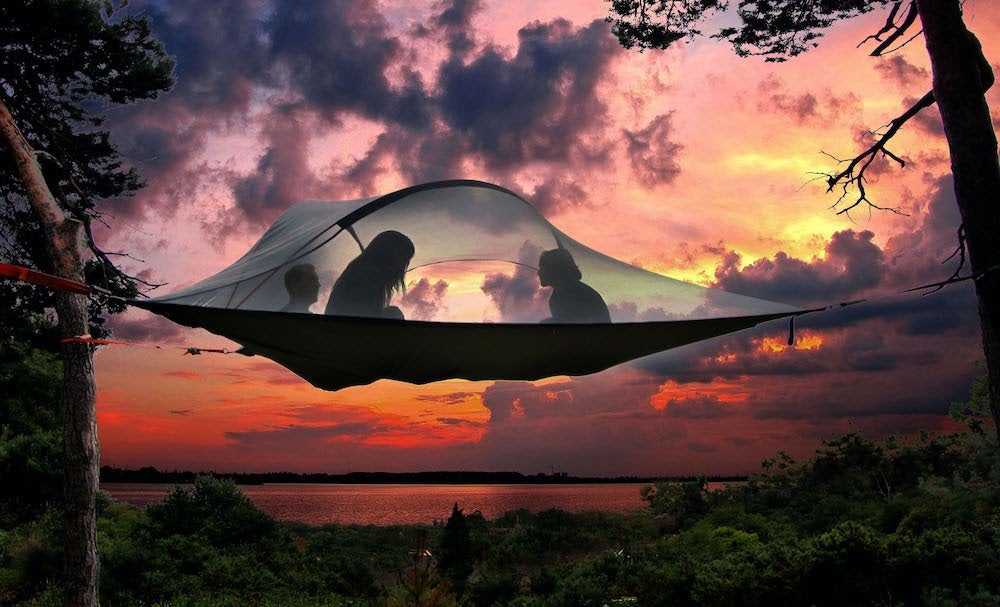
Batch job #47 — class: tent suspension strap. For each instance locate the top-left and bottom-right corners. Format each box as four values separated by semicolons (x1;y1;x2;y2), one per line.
0;262;110;297
59;333;236;355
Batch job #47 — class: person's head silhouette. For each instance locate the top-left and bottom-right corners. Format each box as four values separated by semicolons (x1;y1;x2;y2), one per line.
538;248;582;288
365;230;415;288
538;248;610;323
280;263;320;313
326;230;415;319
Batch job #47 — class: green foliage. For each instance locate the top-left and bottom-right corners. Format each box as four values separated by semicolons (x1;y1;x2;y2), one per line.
606;0;892;61
640;476;709;530
0;339;63;525
97;476;307;606
0;508;63;606
0;0;175;331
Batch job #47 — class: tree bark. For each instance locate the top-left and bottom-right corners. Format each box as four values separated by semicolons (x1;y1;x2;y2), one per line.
916;0;1000;428
0;99;99;606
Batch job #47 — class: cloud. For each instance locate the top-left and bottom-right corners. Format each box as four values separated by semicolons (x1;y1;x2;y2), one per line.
526;176;588;217
224;422;381;450
415;392;481;406
436;417;484;428
267;0;432;128
658;394;733;419
756;74;861;125
472;374;696;475
713;229;886;307
169;409;194;416
623;112;684;188
432;0;483;56
222;403;404;452
140;0;270;113
162;371;201;381
875;56;930;89
226;108;323;229
107;312;187;344
903;95;945;137
480;242;550;321
437;18;620;169
400;278;449;320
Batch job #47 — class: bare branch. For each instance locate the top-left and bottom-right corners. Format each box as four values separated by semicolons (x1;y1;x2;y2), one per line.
81;215;164;293
820;90;935;216
857;1;902;48
879;30;924;56
861;1;920;56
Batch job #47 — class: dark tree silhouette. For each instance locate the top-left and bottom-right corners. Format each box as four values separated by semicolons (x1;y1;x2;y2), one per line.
608;0;1000;428
0;2;173;605
437;503;474;595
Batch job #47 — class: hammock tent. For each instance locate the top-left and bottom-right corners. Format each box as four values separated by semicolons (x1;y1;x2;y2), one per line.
132;180;806;391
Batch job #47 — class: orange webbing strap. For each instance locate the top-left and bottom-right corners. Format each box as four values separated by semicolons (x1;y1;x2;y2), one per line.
0;262;92;295
61;335;136;346
60;334;235;356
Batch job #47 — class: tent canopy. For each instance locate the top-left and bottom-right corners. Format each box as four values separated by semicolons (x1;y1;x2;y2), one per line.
138;180;802;389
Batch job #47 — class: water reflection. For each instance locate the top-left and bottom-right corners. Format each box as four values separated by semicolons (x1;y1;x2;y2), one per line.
102;483;652;526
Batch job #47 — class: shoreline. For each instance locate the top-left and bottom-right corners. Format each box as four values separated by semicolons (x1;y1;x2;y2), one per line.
100;465;748;486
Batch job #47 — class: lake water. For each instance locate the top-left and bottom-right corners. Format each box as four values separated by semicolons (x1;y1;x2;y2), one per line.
101;483;651;526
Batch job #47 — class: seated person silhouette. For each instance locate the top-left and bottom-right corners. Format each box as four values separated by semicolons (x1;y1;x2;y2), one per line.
538;248;611;323
325;230;415;319
279;263;320;313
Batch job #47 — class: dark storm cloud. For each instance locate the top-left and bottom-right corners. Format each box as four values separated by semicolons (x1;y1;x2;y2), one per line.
105;102;216;221
343;130;472;196
434;0;482;55
437;19;619;168
228;108;321;226
623;113;684;188
140;0;270;112
110;0;436;226
527;177;589;217
267;0;432;128
748;371;969;421
714;230;885;307
346;15;625;193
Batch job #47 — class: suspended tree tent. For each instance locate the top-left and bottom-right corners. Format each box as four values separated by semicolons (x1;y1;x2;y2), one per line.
132;180;806;390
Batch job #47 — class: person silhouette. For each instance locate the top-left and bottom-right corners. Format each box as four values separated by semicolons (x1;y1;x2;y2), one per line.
278;263;320;313
325;230;415;319
538;248;611;323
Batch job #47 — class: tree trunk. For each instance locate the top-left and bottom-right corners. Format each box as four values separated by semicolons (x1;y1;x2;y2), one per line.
0;99;99;606
916;0;1000;429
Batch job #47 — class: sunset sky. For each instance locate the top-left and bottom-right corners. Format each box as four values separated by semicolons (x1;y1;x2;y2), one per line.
90;0;1000;477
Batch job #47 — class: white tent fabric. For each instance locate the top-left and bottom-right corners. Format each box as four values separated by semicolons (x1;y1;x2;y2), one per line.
138;180;803;389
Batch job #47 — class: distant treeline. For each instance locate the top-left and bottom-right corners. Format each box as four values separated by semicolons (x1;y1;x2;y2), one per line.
99;465;748;485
